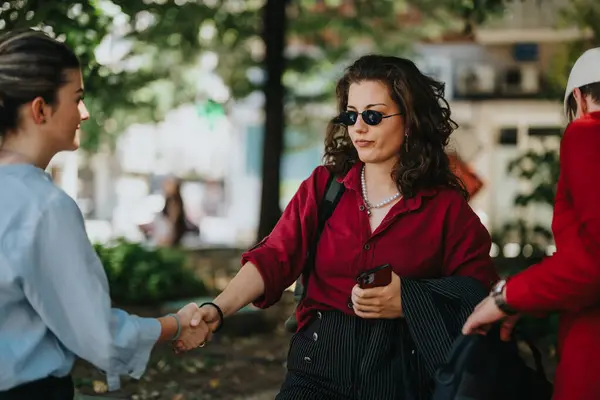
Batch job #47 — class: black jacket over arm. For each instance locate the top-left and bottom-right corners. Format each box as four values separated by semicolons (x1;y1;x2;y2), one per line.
401;277;488;398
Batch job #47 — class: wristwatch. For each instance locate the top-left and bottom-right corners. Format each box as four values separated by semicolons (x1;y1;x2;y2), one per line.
490;279;518;316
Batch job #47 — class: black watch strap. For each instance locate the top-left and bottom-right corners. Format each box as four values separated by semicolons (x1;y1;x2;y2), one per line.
492;292;518;316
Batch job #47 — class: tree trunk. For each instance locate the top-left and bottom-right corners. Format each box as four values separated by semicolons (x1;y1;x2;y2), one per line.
257;0;287;240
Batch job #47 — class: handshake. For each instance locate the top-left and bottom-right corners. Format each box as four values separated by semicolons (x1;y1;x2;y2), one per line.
171;302;223;353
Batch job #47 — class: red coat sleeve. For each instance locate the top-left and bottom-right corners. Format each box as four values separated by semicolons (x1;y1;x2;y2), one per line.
242;166;329;309
506;121;600;313
441;191;499;290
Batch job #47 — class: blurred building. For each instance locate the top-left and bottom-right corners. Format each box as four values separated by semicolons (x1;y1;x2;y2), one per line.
415;0;581;233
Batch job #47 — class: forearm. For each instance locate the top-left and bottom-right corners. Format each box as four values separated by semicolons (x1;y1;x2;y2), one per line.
213;262;266;316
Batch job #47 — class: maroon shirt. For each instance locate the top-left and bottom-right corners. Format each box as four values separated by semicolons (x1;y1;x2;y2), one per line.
242;162;498;330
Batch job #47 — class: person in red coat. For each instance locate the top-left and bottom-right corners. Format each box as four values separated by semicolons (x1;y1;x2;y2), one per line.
463;47;600;400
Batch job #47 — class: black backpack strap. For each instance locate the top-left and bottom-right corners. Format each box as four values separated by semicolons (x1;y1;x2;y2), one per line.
300;172;345;300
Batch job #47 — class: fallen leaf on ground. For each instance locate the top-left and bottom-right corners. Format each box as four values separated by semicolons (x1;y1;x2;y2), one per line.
92;380;108;393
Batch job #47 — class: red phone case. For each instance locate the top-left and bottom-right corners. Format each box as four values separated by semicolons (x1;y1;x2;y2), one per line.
358;264;392;288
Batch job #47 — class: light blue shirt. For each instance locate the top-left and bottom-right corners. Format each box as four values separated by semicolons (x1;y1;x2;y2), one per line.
0;164;161;391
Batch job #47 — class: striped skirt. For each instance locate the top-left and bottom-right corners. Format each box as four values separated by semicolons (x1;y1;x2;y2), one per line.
276;310;428;400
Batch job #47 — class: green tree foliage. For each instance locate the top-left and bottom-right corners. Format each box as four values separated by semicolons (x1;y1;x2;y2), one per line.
495;143;560;253
0;0;503;146
508;148;561;209
544;1;600;98
0;0;504;239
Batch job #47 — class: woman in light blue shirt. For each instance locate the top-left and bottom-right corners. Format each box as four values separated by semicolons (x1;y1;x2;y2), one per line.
0;30;218;400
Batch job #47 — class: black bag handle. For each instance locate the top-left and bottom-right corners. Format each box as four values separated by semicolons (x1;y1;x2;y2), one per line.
436;329;548;385
300;172;345;300
434;333;478;386
516;332;547;379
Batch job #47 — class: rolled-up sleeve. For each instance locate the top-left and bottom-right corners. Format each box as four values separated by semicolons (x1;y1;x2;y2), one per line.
22;192;160;390
243;167;325;308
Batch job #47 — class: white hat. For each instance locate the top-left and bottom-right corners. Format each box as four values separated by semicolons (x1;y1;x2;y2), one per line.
564;47;600;116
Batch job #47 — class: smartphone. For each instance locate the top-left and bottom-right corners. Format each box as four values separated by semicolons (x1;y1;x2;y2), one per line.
357;264;392;289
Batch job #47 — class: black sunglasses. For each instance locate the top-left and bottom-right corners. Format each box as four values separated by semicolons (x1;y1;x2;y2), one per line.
336;110;402;126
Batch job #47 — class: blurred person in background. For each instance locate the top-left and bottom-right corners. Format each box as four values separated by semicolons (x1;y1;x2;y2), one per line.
174;55;500;399
463;47;600;400
139;175;198;248
200;179;225;217
0;29;210;400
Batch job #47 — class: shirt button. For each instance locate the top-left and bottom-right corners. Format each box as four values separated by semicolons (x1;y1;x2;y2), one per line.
364;244;370;250
359;205;365;211
317;311;322;319
348;302;353;309
313;332;318;341
304;356;312;364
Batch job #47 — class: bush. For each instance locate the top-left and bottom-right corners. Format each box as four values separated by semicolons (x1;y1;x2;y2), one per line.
94;239;208;306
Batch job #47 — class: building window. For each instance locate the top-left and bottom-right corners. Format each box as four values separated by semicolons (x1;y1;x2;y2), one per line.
528;127;563;137
512;43;539;62
498;128;518;145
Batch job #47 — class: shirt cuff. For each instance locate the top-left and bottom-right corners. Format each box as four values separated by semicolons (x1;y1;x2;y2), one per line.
105;317;160;391
129;317;161;378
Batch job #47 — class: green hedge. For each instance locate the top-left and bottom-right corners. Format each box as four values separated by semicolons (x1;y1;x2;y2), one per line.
94;240;208;306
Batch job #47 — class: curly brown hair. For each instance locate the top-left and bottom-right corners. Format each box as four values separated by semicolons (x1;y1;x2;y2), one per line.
323;54;468;200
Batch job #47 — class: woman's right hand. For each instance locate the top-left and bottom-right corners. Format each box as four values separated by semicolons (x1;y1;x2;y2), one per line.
173;304;221;353
174;303;212;352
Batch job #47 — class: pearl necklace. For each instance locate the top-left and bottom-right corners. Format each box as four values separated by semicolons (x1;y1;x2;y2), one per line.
361;165;401;216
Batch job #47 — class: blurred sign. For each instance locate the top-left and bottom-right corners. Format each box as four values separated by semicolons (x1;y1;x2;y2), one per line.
196;99;225;130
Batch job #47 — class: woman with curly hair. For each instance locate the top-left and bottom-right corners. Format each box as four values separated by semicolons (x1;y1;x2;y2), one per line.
180;55;499;399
